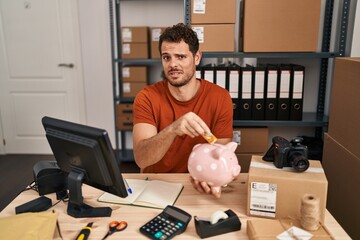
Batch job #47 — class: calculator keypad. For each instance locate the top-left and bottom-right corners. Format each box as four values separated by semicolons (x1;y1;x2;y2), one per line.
140;215;184;239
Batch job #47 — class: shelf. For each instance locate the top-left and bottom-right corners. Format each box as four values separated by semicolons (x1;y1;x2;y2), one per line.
233;113;328;127
115;52;339;65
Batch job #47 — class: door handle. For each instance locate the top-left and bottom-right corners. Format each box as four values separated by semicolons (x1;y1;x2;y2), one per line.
58;63;74;68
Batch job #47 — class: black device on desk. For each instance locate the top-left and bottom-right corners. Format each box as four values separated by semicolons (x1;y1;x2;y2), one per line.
42;116;129;218
140;205;192;239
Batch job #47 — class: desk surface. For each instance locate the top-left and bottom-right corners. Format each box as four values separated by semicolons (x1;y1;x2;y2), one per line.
0;173;350;239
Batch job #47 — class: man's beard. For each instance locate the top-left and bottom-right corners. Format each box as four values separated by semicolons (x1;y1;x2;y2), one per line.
162;69;195;87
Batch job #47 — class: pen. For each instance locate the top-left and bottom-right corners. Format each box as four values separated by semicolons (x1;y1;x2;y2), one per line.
124;179;132;194
75;222;93;240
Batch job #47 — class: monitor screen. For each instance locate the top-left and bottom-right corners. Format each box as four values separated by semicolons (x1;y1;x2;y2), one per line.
42;116;128;218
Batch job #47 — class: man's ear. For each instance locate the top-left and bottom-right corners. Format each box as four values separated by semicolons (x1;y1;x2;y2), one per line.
195;50;202;65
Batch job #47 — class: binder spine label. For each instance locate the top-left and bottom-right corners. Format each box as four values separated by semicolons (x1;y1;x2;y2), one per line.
293;71;304;99
216;70;226;89
204;70;214;84
254;71;265;99
279;70;290;98
242;71;252;99
267;71;277;98
229;70;239;98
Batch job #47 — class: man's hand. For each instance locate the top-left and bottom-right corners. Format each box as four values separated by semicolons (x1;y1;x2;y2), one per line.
171;112;210;138
189;176;221;198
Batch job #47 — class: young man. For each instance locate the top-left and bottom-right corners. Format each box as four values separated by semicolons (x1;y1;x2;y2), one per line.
132;23;233;197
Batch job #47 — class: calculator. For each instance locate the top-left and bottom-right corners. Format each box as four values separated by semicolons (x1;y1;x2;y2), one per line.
140;205;192;239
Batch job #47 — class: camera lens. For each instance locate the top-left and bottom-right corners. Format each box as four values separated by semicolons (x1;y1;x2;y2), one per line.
289;152;309;172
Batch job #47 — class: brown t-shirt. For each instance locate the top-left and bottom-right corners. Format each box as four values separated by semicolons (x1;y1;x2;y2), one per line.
133;79;233;173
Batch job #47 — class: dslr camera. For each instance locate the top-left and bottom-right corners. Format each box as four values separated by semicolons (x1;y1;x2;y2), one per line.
263;136;309;172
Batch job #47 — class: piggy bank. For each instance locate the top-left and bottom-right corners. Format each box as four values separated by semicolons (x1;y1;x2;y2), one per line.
188;142;241;193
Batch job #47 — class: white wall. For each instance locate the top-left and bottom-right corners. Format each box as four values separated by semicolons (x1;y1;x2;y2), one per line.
77;0;115;145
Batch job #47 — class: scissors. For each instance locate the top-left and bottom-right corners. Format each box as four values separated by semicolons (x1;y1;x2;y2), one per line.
102;220;128;240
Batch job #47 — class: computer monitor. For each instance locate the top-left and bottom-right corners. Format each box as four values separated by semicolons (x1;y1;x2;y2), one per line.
42;116;128;218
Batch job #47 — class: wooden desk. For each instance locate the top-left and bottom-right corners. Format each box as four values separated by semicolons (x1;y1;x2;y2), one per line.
0;173;350;239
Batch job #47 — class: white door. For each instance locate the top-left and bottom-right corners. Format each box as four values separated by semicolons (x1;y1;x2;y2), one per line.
0;0;85;154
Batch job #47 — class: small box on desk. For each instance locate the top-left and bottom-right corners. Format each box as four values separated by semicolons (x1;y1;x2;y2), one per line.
247;156;328;222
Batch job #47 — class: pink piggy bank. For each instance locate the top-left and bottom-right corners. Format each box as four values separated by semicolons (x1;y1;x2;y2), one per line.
188;142;241;193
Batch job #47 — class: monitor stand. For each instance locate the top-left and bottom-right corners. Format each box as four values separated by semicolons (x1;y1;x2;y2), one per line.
67;170;112;218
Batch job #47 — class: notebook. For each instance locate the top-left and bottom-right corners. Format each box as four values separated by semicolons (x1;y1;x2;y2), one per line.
97;179;184;209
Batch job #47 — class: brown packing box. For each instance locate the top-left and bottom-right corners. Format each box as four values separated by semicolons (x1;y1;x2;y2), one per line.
190;0;236;24
122;66;147;82
116;104;133;130
191;24;235;52
243;0;321;52
327;58;360;158
150;27;166;59
247;218;335;240
121;26;148;43
122;82;146;98
233;128;268;154
322;133;360;239
247;156;328;222
122;43;149;59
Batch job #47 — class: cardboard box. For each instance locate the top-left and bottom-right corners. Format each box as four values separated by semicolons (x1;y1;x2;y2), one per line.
121;26;148;43
122;66;147;82
122;82;146;98
116;103;133;115
150;27;166;59
190;0;236;24
247;156;328;222
247;218;335;240
327;58;360;158
116;103;133;130
233;127;268;154
191;24;235;52
122;43;149;59
322;133;360;239
243;0;321;52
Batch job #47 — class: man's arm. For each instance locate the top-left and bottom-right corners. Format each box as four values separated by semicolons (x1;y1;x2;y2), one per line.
133;112;211;169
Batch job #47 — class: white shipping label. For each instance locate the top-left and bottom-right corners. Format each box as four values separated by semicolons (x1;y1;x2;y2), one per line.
293;71;304;99
242;71;252;99
122;28;132;42
123;83;131;93
279;70;290;98
254;71;265;99
250;182;277;218
229;71;239;98
122;67;130;78
193;0;206;14
267;70;277;98
152;28;162;41
122;44;131;54
192;27;204;43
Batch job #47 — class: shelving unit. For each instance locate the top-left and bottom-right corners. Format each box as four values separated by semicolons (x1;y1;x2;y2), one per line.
109;0;351;163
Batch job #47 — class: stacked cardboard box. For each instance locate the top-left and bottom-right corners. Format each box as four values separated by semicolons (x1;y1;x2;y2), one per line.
190;0;236;52
121;26;149;59
150;27;166;59
122;66;147;98
233;128;268;172
243;0;321;52
247;155;328;222
322;58;360;239
116;103;133;130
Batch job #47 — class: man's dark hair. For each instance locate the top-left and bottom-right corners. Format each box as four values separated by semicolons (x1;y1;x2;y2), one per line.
159;23;199;56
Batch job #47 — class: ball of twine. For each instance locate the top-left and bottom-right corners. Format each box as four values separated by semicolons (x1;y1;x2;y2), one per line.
300;194;320;231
